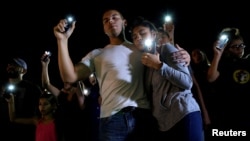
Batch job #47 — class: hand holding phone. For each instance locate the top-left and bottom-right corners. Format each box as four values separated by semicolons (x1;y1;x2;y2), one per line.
216;34;229;50
143;39;156;54
42;51;52;62
64;15;75;32
3;84;15;99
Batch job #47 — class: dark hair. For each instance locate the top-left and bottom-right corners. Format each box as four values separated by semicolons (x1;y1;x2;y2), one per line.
40;92;64;140
102;8;125;19
100;0;129;21
129;16;157;33
39;93;57;106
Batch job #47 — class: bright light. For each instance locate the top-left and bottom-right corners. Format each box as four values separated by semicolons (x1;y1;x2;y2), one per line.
45;51;51;56
164;15;172;22
7;84;15;91
220;34;228;40
67;16;74;23
83;89;90;96
144;39;153;47
90;73;95;78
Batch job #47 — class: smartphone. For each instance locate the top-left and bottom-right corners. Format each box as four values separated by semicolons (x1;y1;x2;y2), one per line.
7;84;15;92
42;51;52;62
3;84;15;99
64;15;75;32
143;39;156;54
217;34;229;50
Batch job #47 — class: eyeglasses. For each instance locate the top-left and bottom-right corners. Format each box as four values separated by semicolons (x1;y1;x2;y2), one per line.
230;43;246;49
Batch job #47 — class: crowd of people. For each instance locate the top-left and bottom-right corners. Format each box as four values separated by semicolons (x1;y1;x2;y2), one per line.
0;6;250;141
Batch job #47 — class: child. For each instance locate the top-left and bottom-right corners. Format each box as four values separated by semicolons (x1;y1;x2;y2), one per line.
7;92;63;141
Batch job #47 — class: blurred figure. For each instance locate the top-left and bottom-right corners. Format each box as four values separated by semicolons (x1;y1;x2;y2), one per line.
157;27;190;66
41;52;89;141
7;92;63;141
157;27;171;47
162;15;175;45
190;49;212;121
207;27;250;131
0;57;42;141
82;73;101;141
190;48;214;140
131;17;203;141
191;49;210;65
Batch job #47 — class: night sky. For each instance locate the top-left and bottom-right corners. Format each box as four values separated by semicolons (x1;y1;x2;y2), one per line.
1;0;249;88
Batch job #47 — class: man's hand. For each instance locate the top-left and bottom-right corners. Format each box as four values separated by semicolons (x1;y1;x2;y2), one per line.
172;44;190;66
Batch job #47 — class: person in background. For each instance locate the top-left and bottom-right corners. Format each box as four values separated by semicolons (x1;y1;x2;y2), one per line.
0;57;42;141
157;27;189;66
207;27;250;132
41;52;89;141
157;27;171;47
162;15;175;45
190;49;212;121
82;73;101;141
190;48;213;141
131;16;203;141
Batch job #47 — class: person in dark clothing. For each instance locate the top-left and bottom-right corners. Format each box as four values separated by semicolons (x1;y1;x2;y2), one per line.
207;27;250;135
0;57;42;141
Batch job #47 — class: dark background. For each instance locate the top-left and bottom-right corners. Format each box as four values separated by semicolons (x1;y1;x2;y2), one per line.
1;0;249;88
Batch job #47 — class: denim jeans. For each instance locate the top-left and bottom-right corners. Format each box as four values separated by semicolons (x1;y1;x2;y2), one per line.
155;111;203;141
99;107;157;141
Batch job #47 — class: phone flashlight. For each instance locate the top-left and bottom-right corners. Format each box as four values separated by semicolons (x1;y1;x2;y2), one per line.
42;51;52;62
7;84;15;92
144;39;156;54
2;84;15;99
164;15;172;23
217;34;229;50
64;15;75;32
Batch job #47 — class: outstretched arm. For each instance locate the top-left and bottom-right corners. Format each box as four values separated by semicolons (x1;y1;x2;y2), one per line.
54;19;78;83
41;55;61;97
7;94;36;125
53;19;91;83
163;20;175;45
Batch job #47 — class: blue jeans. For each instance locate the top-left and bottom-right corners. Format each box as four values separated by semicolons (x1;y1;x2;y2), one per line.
99;107;157;141
156;111;203;141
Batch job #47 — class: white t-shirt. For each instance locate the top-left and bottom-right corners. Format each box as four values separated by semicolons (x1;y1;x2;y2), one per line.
80;41;150;118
